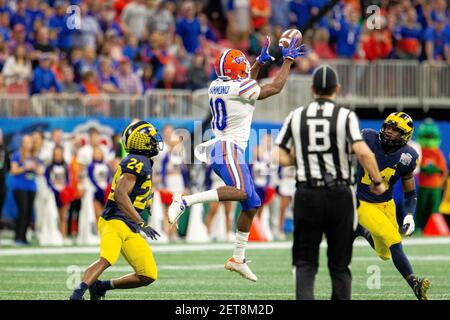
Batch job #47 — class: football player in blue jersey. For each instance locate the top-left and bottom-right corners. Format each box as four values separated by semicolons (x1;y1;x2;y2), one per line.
70;120;163;300
355;112;430;300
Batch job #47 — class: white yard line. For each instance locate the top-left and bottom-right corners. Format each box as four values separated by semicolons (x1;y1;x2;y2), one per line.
0;264;225;273
0;237;449;257
1;255;448;274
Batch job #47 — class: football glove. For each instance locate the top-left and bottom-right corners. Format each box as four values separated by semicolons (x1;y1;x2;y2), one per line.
256;36;275;65
402;214;415;236
280;38;306;61
138;222;161;240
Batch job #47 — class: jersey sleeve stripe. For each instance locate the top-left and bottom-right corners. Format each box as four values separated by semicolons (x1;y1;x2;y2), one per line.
239;79;254;88
239;82;257;95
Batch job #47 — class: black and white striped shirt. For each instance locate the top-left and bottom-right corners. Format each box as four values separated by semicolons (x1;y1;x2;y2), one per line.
275;98;363;184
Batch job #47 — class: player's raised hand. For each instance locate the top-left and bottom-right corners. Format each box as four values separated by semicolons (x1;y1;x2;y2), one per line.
280;38;307;61
257;36;275;65
402;214;415;236
369;181;386;195
138;222;161;240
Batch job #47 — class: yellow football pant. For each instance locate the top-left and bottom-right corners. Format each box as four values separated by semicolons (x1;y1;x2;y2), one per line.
357;199;402;260
98;217;157;280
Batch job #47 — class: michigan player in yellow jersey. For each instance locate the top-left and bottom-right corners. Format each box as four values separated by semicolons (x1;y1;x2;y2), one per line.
70;120;163;300
355;112;430;300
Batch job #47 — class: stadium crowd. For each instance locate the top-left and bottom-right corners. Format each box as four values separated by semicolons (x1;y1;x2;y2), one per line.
0;0;448;98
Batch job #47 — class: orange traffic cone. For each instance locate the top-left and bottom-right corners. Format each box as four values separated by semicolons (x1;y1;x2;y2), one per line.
248;216;268;242
423;213;450;236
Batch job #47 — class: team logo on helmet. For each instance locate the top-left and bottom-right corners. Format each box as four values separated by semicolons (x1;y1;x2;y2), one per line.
122;120;163;158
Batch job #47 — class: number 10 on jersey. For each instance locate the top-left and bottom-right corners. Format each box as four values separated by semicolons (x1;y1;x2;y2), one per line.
210;98;227;131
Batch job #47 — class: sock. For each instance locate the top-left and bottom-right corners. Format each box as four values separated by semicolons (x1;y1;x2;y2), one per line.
233;231;249;263
70;282;88;300
97;280;114;291
183;190;219;207
390;243;415;286
355;225;375;249
406;275;418;289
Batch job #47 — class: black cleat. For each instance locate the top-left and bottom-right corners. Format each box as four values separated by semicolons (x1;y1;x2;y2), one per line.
413;277;430;300
89;281;107;300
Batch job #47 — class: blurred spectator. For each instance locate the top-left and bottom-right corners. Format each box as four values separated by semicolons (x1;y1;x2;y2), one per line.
199;13;218;43
187;54;209;90
0;11;10;41
123;34;140;62
98;58;121;94
88;146;110;220
330;6;361;59
120;0;151;41
0;128;6;227
32;27;56;68
393;7;422;59
361;17;393;60
32;130;47;162
176;1;201;54
227;0;251;41
45;145;70;242
2;44;32;94
250;0;271;31
8;23;33;53
290;0;311;31
0;74;6;94
73;3;102;49
116;57;143;95
33;27;55;55
102;29;123;62
79;70;101;95
77;127;111;168
309;0;328;28
141;63;156;92
30;54;61;95
0;32;7;70
313;28;336;59
73;47;98;83
60;65;79;94
10;0;29;31
49;0;74;53
156;63;176;89
148;0;175;33
270;0;290;30
25;0;44;31
424;15;449;64
98;2;122;37
10;134;43;245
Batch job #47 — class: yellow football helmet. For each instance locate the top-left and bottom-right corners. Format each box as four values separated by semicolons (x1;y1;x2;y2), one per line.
122;120;163;158
379;112;414;147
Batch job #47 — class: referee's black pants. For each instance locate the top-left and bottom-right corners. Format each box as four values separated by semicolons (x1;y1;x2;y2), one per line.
293;185;355;300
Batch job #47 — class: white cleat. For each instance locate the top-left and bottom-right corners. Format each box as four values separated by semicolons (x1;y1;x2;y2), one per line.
224;257;258;282
168;193;187;225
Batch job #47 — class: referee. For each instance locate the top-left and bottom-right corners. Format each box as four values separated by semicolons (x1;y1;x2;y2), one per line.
274;64;385;300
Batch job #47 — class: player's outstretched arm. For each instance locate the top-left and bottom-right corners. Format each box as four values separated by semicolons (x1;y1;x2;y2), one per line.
250;35;274;80
258;38;305;100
